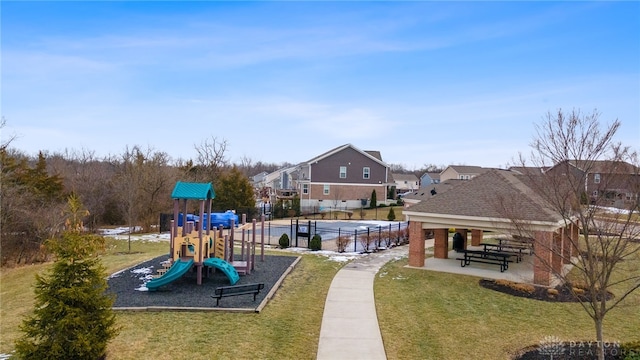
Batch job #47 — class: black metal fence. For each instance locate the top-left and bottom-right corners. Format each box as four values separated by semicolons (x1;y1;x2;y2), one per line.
246;220;409;253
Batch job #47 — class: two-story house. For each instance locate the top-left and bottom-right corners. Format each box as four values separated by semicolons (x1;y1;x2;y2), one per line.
544;160;639;208
391;173;420;196
293;144;392;212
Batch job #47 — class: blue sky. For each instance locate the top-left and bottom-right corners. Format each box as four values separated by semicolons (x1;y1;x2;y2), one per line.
2;1;639;170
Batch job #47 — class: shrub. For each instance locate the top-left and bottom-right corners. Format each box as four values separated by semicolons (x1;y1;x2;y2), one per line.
386;207;396;221
336;236;351;253
621;340;640;360
495;279;535;294
309;234;322;251
572;287;585;295
279;233;290;249
358;233;375;253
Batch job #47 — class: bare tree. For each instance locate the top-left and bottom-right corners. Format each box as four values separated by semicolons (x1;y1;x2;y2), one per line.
49;148;118;230
507;109;639;360
1;116;17;151
193;136;229;182
112;146;144;252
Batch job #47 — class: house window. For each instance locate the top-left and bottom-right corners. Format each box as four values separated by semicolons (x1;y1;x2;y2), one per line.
323;184;330;195
302;184;309;195
363;167;370;179
339;166;347;179
594;173;601;184
459;175;470;180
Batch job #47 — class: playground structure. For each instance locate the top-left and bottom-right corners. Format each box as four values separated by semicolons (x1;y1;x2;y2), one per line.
146;181;266;291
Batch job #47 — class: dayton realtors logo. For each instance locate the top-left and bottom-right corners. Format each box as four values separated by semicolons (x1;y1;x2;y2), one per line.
538;335;565;359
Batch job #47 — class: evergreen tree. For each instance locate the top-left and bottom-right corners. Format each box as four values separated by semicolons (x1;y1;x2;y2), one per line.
213;166;255;211
370;189;377;209
14;194;119;360
27;152;64;201
292;194;301;217
387;207;396;221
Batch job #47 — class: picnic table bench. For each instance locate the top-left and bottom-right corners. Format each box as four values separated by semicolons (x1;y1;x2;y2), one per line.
211;283;265;306
481;243;528;262
455;249;514;272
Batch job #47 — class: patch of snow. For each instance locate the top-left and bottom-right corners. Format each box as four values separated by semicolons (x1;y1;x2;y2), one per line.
327;255;355;262
598;206;634;215
129;266;156;290
100;226;143;235
100;228;170;242
277;246;364;262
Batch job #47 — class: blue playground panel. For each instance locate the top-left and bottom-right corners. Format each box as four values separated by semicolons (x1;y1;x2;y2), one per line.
177;211;239;229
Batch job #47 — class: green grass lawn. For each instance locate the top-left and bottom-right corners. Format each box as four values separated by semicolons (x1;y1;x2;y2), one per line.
0;237;342;359
375;253;640;359
2;235;639;359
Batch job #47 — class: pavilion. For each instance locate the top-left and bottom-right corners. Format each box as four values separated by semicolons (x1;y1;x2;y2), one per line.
402;169;579;286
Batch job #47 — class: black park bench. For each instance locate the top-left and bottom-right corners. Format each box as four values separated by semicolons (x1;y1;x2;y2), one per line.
455;249;514;272
211;283;265;306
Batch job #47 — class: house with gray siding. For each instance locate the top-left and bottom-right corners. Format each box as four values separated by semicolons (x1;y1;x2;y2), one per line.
293;144;392;211
420;172;441;187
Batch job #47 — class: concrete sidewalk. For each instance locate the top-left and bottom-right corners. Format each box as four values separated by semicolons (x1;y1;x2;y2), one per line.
316;245;410;360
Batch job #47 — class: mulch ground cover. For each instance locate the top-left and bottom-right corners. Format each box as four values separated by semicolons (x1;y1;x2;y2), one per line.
480;279;628;359
107;254;298;310
515;342;626;360
479;279;614;303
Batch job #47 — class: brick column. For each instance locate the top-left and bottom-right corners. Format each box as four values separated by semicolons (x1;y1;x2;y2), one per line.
533;231;553;286
458;228;468;249
552;231;563;274
561;226;571;264
434;228;449;259
408;221;425;267
471;229;483;246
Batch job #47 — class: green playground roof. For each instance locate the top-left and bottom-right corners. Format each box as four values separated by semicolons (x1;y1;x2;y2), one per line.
171;182;215;200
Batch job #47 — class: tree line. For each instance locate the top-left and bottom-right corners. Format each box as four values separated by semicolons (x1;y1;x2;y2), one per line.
0;124;442;267
0;134;279;266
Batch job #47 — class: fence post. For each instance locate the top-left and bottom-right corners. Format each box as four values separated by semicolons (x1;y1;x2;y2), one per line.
354;229;358;253
295;219;299;248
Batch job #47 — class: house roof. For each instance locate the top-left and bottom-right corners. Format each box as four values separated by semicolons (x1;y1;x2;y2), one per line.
508;166;545;176
403;179;464;200
561;160;638;174
303;143;388;168
171;182;216;200
404;170;565;231
364;150;383;161
445;165;490;174
421;172;441;180
391;173;419;182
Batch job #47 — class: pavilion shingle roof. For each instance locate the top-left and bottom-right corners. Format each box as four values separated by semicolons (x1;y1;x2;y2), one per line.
406;170;562;223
